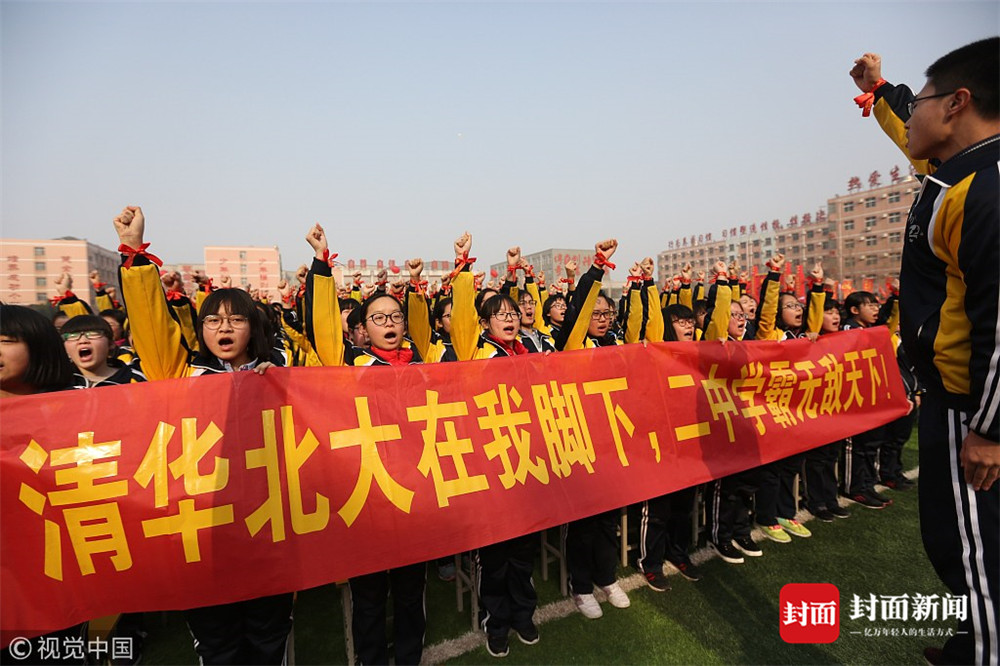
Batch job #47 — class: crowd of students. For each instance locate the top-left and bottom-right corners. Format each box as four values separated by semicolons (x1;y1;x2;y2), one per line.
0;205;918;664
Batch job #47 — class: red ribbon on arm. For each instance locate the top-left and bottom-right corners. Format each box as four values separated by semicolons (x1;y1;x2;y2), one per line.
593;254;616;271
49;291;74;306
165;291;187;302
626;275;644;284
409;279;428;292
559;277;574;284
93;282;107;291
853;78;887;117
448;253;477;281
321;250;339;267
119;243;163;269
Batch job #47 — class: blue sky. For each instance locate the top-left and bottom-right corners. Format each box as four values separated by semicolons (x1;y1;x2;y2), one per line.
2;1;996;270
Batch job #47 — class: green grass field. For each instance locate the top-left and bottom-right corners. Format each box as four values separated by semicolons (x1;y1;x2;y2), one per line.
141;435;945;665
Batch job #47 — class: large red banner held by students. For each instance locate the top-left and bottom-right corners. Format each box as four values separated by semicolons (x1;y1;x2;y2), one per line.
1;328;908;641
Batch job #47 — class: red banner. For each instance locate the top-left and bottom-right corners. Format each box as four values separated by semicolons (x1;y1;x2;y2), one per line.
1;329;908;641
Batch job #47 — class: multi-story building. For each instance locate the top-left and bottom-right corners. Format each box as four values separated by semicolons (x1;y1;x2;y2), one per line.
204;246;283;292
656;167;918;295
0;237;119;308
160;262;206;297
489;248;627;299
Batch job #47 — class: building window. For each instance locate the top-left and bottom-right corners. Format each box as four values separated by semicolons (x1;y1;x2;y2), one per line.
844;240;855;250
37;293;48;303
867;256;878;266
35;277;46;287
806;243;815;252
843;201;855;212
845;257;856;267
806;230;814;239
888;191;901;203
889;212;902;224
866;237;878;247
865;217;877;229
844;220;855;231
33;247;45;256
240;264;247;274
791;233;800;241
239;251;247;260
34;261;45;271
889;232;902;243
865;197;876;208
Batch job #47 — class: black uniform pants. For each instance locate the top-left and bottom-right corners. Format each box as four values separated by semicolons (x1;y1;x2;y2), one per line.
185;593;294;665
879;409;916;483
841;426;885;496
804;441;842;511
564;510;619;595
476;534;538;638
918;404;998;665
755;454;804;525
707;469;759;546
349;563;426;666
637;486;698;573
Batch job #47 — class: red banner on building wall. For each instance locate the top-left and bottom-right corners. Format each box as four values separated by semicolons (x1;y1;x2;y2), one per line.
1;329;908;642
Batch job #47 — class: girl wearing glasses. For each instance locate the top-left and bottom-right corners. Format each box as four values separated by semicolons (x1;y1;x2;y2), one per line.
112;206;290;666
61;315;146;388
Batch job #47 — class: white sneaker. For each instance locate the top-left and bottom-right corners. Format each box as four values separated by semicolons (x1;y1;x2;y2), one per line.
601;582;631;609
573;593;603;619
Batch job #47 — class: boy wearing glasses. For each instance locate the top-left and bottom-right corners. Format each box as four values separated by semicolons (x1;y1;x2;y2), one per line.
851;38;998;666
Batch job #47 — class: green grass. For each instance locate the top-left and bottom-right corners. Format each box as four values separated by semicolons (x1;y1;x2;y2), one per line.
141;434;945;665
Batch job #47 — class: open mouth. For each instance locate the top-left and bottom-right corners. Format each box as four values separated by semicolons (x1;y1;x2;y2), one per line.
683;331;694;341
383;330;399;343
78;347;94;361
217;336;235;351
503;324;517;336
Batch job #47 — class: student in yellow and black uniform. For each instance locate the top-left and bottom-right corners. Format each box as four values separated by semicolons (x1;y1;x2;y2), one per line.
548;240;633;620
851;42;1000;664
61;315;146;388
700;260;765;565
50;272;94;320
850;40;998;666
301;224;426;666
838;288;899;510
437;235;543;659
0;304;89;666
752;262;827;545
112;206;291;666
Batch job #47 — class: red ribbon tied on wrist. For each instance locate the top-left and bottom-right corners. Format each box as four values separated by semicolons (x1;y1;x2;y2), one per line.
559;277;574;284
410;279;428;291
119;243;163;269
49;290;74;306
593;253;616;271
626;275;644;283
321;250;338;267
853;78;887;117
93;281;107;290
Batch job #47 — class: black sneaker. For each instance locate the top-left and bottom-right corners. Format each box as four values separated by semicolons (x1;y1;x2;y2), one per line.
515;622;539;645
871;490;893;505
642;570;672;592
732;536;763;557
486;633;509;658
812;508;836;523
828;504;851;518
847;492;886;509
669;559;704;582
710;540;744;564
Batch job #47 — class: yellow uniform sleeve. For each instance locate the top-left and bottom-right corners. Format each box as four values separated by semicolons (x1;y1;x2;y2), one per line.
704;281;733;342
407;288;432;362
450;270;480;362
754;272;782;341
806;284;825;334
872;83;934;175
119;262;189;381
525;279;552;336
304;259;345;367
645;283;665;342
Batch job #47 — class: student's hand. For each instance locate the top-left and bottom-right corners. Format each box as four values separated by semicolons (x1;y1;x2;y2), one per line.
243;282;252;294
811;262;824;282
850;52;883;93
679;262;691;282
296;265;308;285
696;270;706;283
376;269;388;284
277;279;294;302
106;286;117;300
454;232;472;258
595;239;618;262
728;260;740;281
739;271;748;283
253;361;276;375
629;262;642;278
430;280;440;293
249;287;261;300
713;261;728;278
473;271;486;283
113;205;145;248
824;277;837;290
518;258;531;273
193;271;209;287
766;253;786;272
390;280;406;297
89;270;101;288
361;283;376;299
407;258;424;281
507;246;521;269
537;270;546;286
672;277;681;290
54;272;72;293
484;279;495;290
220;274;232;289
890;278;900;294
784;274;797;292
305;223;328;260
441;274;451;288
565;260;577;278
960;430;1000;491
805;331;819;342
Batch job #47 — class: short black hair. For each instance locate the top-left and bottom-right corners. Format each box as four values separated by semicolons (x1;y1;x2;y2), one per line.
432;297;453;326
1;304;74;392
339;297;358;313
100;308;127;330
693;299;709;317
663;304;695;342
346;305;364;330
475;288;500;313
359;292;403;324
61;315;114;342
542;294;567;325
926;37;999;119
197;289;272;365
843;291;877;318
